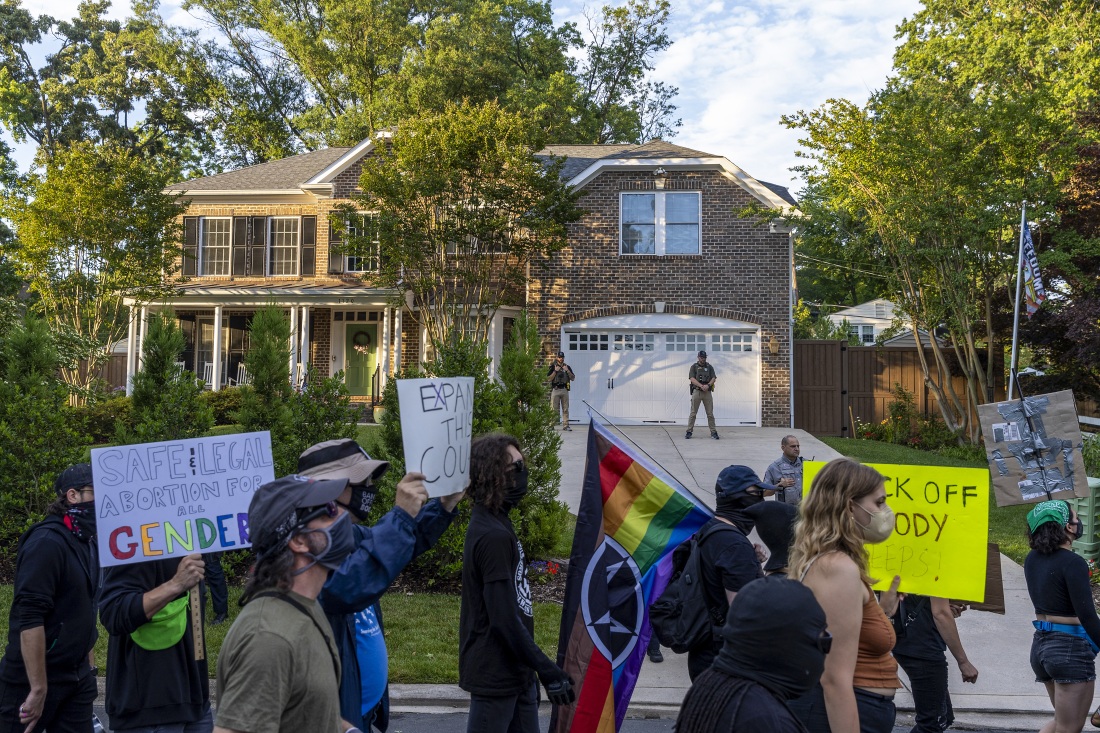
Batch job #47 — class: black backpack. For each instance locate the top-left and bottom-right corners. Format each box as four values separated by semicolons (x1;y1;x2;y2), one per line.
649;522;738;654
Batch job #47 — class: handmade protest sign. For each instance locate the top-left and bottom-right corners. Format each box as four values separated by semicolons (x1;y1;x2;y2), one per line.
92;432;275;567
398;377;474;497
976;390;1090;506
805;461;990;602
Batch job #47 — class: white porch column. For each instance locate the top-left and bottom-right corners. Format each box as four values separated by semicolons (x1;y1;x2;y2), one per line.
212;305;223;392
487;314;497;380
299;306;310;378
125;310;137;396
288;306;298;387
393;309;403;375
380;307;391;393
136;306;149;373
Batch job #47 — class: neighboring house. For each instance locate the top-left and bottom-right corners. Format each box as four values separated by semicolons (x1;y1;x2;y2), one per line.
826;298;896;345
124;137;796;427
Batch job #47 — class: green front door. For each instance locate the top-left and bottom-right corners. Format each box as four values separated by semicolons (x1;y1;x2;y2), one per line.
345;323;377;397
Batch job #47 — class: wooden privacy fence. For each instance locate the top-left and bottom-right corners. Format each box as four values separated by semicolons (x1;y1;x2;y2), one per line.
793;340;1006;437
74;354;128;392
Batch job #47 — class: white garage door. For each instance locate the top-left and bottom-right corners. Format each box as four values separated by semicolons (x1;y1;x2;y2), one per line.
561;315;761;426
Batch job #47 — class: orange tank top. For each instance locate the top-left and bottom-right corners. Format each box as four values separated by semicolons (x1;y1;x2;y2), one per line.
852;589;901;689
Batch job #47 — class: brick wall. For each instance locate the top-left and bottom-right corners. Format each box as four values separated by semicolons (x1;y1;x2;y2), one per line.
527;169;792;426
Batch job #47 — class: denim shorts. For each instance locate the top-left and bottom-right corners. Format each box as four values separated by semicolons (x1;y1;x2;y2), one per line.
1031;630;1097;684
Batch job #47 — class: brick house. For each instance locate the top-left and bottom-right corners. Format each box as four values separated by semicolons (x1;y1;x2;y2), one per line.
124;137;796;427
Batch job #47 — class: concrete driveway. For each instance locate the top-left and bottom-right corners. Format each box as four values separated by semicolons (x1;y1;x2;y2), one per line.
555;425;843;514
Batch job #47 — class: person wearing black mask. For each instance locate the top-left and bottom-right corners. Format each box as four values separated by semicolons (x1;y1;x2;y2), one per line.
684;465;773;680
743;500;798;576
459;433;575;733
214;474;360;732
0;463;100;732
676;576;831;733
298;438;464;733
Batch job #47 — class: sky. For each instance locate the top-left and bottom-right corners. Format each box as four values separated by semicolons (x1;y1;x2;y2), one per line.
10;0;924;196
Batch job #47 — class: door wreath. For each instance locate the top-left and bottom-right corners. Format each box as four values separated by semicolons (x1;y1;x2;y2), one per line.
352;330;372;355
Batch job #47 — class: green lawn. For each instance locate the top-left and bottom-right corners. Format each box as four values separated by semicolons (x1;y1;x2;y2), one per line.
818;436;1031;564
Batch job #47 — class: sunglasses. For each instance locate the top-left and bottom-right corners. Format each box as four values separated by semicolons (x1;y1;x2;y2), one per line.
297;501;339;526
817;629;833;655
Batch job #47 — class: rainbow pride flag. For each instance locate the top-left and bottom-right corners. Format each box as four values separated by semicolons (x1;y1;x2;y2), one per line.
551;421;712;733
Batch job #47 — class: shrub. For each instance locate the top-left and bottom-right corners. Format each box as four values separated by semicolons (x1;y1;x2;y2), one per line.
117;311;214;444
236;306;296;474
202;388;244;426
1083;434;1099;477
75;394;132;444
287;366;359;454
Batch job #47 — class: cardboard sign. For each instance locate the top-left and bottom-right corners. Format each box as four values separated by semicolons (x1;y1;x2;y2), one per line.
398;377;474;497
92;432;275;567
977;390;1091;506
805;461;990;602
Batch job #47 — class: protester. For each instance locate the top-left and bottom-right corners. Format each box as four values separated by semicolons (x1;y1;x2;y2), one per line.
684;465;771;680
0;463;99;733
892;595;978;733
676;576;831;733
203;553;229;626
1023;500;1100;733
100;552;210;731
214;474;358;733
743;500;798;576
764;435;804;505
459;433;574;733
299;438;464;732
787;458;902;733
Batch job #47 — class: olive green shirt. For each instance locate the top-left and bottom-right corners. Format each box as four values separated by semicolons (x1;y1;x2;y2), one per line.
215;591;342;733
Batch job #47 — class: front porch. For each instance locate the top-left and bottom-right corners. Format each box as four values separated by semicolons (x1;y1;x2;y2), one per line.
123;283;410;404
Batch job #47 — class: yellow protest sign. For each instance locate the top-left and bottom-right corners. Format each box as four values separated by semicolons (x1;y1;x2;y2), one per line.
804;461;991;602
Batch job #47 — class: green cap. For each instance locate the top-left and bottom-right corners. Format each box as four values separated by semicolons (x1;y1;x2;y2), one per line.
130;595;189;651
1027;499;1070;533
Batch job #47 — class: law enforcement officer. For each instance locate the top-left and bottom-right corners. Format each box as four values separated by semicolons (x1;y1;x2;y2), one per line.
686;350;718;440
763;435;804;505
546;351;575;431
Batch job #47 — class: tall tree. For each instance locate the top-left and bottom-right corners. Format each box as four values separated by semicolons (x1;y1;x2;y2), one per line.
2;140;185;397
344;100;582;350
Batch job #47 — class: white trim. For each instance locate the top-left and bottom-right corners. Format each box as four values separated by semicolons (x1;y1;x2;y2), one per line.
199;217;233;277
564;313;758;331
305;136;381;185
288;306;298;386
566;157;795;213
212;305;223;392
267;216;301;277
394;308;403;374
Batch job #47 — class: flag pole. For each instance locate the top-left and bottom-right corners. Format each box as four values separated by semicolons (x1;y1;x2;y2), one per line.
1008;202;1027;400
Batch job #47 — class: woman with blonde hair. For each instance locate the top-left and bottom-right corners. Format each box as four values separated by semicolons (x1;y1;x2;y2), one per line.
787;458;902;733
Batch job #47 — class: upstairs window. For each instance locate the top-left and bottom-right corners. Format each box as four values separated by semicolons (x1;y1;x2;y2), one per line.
200;218;232;276
268;217;299;276
345;214;381;274
620;192;701;256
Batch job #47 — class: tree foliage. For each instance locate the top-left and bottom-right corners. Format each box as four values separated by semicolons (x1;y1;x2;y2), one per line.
118;310;214;444
236;305;296;473
2;140;185;398
345;100;582;350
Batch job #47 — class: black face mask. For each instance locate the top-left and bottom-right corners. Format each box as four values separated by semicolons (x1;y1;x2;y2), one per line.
1073;520;1084;540
66;500;96;542
502;460;529;511
715;492;764;533
340;482;377;522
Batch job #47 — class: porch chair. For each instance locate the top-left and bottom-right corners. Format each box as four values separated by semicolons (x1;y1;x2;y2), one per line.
235;363;250;387
201;362;214;390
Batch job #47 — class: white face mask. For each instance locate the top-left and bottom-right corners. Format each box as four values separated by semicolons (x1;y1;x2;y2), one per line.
852;502;895;544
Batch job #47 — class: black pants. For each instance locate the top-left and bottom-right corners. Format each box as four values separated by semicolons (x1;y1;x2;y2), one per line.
203;552;228;616
466;681;539;733
787;683;896;733
0;672;97;733
895;653;953;733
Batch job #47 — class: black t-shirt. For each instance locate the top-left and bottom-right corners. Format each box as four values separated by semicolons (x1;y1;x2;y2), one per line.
459;505;536;695
891;595;945;661
1024;548;1100;648
715;682;807;733
697;518;763;625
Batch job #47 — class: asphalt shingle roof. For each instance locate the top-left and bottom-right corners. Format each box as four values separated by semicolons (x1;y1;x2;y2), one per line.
165;147;353;192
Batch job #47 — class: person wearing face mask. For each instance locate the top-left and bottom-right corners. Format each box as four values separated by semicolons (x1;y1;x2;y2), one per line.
681;466;772;681
787;458;902;733
459;433;575;733
297;438;464;733
0;463;100;733
676;576;832;733
1023;500;1100;733
214;475;361;733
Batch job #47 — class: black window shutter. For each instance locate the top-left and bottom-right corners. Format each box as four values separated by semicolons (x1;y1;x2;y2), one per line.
328;218;344;274
232;217;248;276
250;217;267;277
301;216;317;276
182;217;199;276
